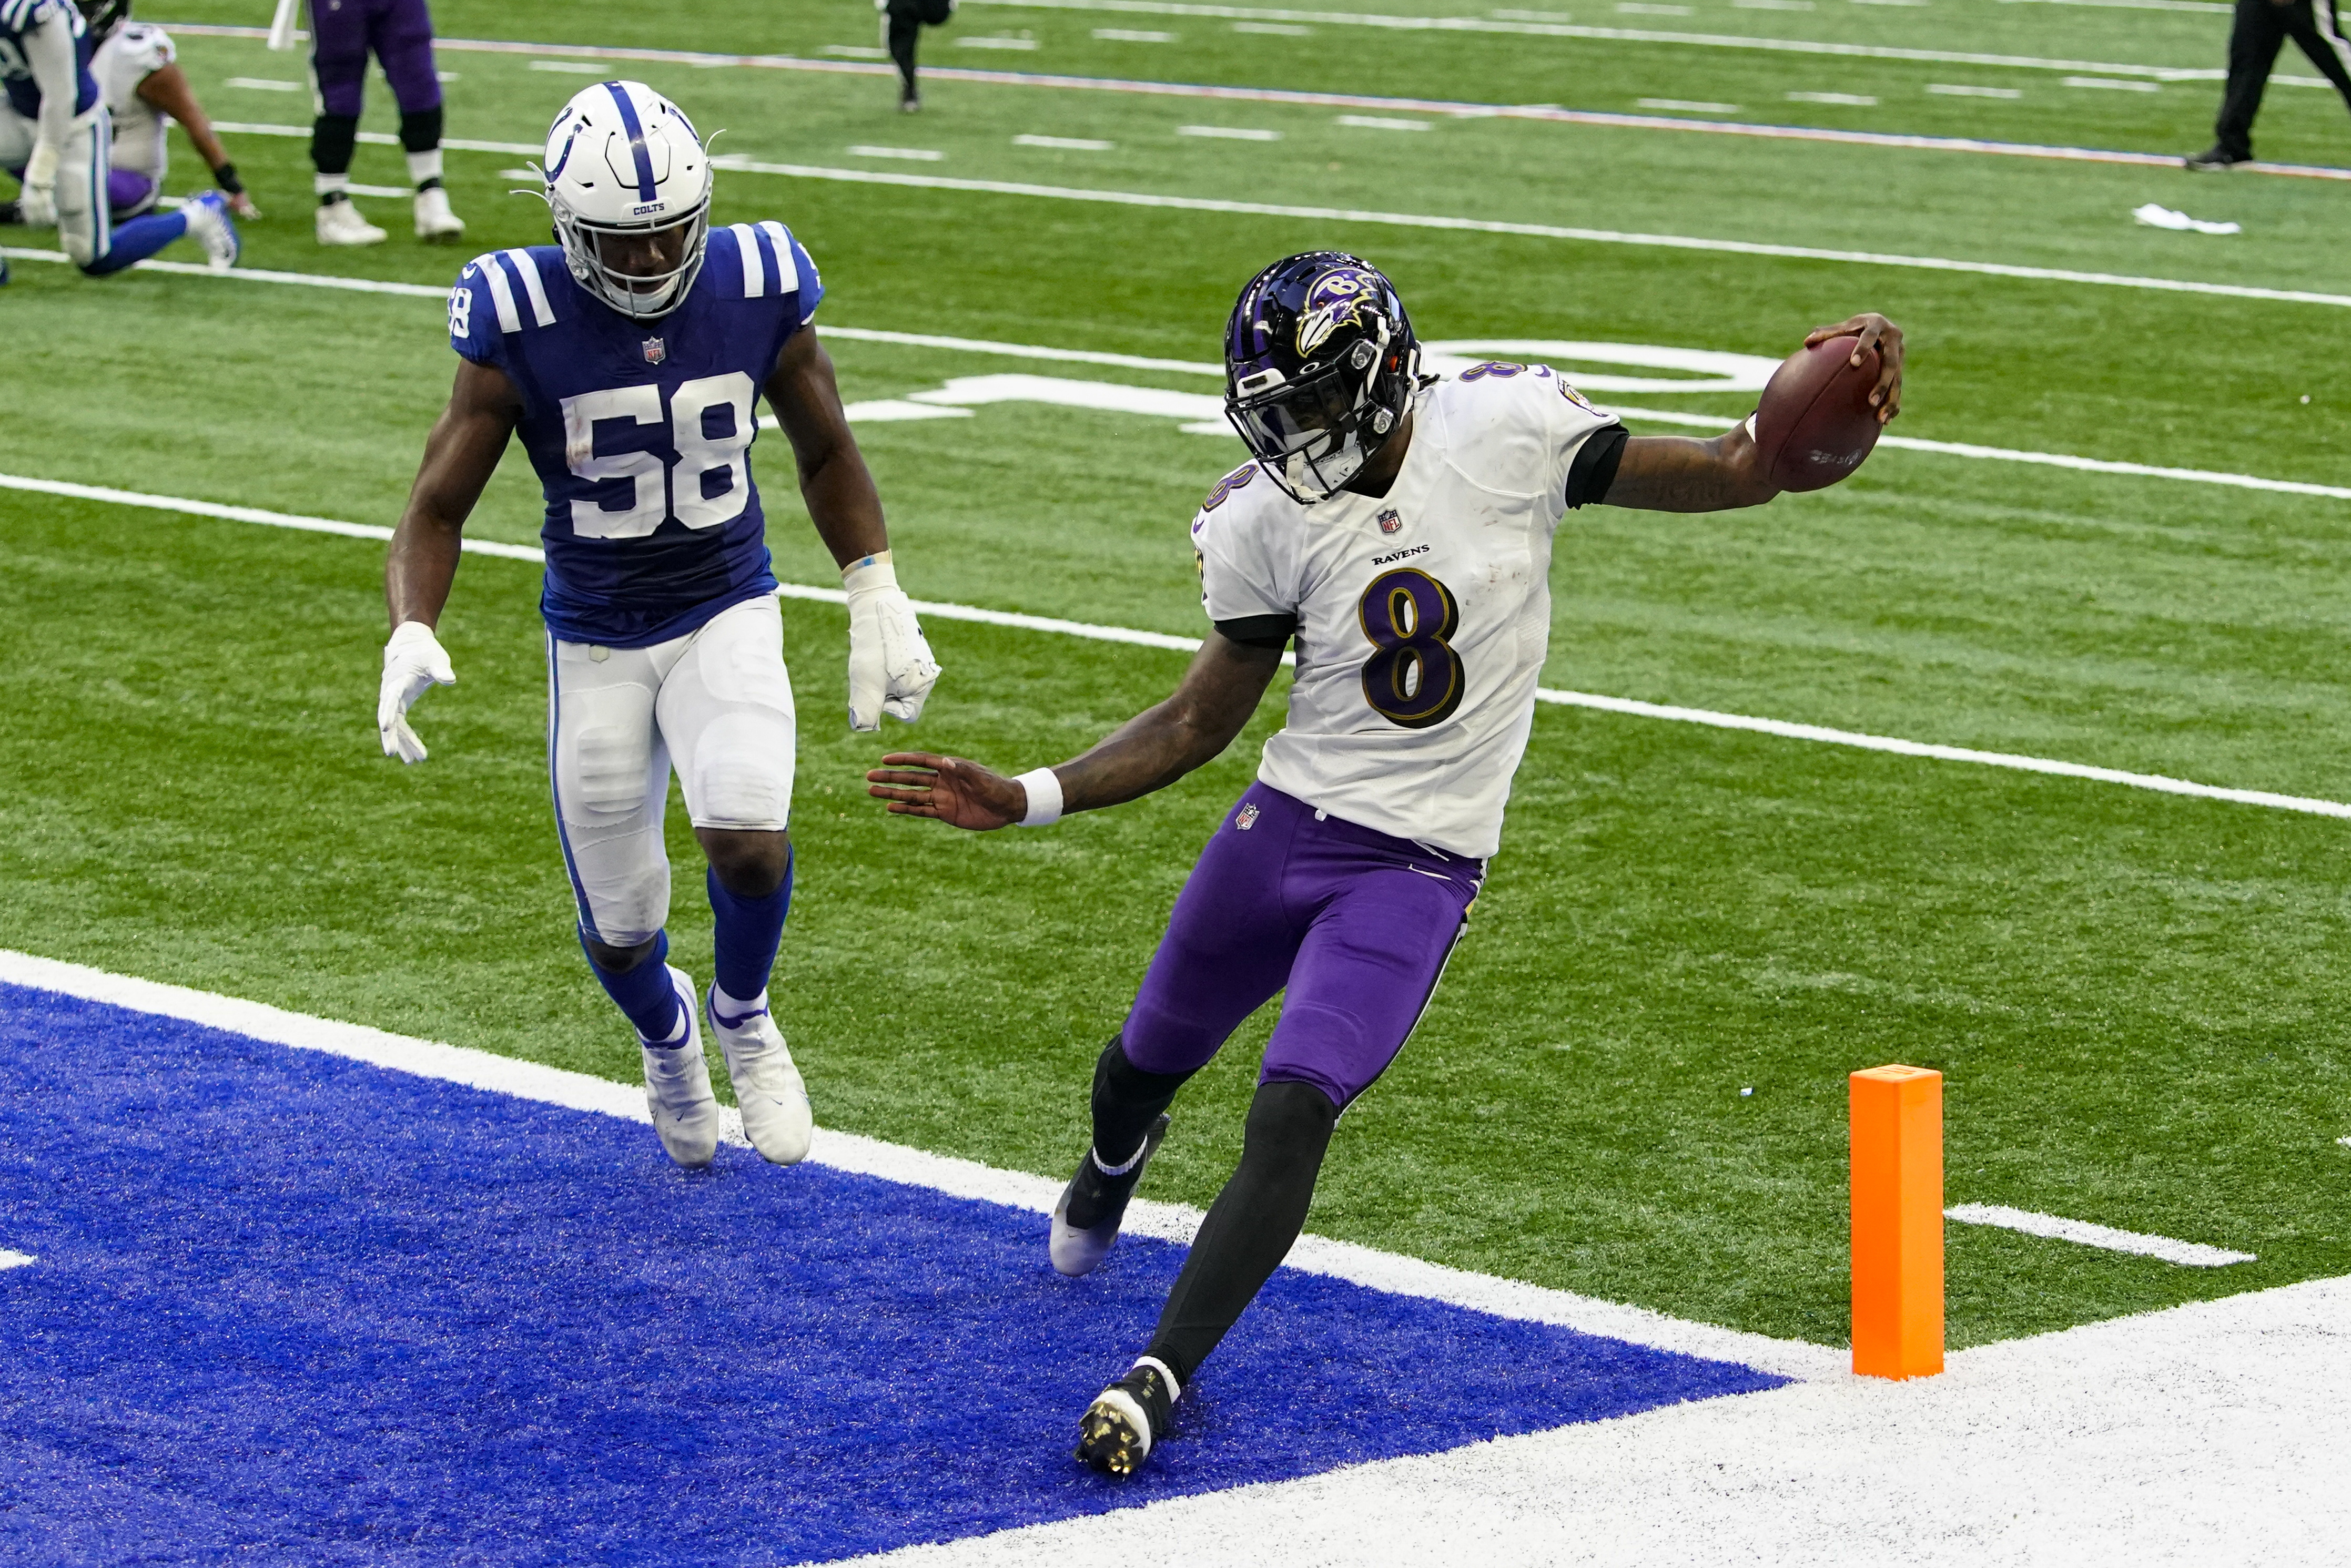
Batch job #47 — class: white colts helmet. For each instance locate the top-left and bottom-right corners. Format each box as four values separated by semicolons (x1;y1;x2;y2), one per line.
542;79;713;321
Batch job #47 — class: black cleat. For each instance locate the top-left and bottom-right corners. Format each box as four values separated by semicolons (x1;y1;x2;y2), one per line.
1076;1358;1179;1478
2183;145;2251;172
1049;1114;1169;1277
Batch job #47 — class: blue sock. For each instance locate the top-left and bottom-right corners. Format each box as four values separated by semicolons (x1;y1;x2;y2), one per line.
80;210;188;277
708;848;793;1006
581;928;685;1045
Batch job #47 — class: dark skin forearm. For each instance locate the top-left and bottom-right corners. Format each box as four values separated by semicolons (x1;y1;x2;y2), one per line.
866;633;1283;829
385;357;521;628
1604;420;1779;512
135;64;231;172
766;325;890;568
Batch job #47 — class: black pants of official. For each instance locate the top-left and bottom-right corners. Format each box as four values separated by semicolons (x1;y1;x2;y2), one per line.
2212;0;2351;158
885;0;955;99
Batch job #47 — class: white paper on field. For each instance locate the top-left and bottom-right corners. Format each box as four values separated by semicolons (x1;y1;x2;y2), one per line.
2133;202;2241;235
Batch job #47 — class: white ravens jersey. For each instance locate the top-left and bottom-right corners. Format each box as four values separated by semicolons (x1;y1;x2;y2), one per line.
1192;364;1622;859
92;22;171;180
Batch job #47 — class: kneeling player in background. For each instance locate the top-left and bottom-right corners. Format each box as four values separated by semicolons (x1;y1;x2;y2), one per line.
81;1;259;221
0;0;237;271
868;252;1903;1476
379;81;941;1172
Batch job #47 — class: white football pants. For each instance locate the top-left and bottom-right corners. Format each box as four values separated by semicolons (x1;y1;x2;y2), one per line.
547;593;797;948
0;103;118;268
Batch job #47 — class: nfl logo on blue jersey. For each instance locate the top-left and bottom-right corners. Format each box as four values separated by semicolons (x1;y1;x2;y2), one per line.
642;337;666;365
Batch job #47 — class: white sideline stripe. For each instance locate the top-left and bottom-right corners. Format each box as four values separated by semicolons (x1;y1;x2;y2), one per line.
0;949;1844;1383
0;1250;34;1270
1947;1204;2256;1266
156;14;2236;78
12;469;2351;820
59;115;2351;304
170;41;2351;182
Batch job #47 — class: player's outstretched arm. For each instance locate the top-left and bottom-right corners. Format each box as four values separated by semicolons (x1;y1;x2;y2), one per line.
377;358;521;763
1607;313;1903;512
134;63;259;219
866;632;1284;830
766;325;943;730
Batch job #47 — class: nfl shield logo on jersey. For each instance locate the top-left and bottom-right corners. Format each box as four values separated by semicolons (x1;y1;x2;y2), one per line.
1236;804;1260;831
1377;508;1403;535
642;337;667;365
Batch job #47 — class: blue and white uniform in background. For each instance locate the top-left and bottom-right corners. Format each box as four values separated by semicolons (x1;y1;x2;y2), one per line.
0;0;206;272
448;221;823;947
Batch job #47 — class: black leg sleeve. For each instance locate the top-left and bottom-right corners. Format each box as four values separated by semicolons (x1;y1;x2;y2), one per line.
310;112;359;176
2214;0;2291;157
1090;1035;1195;1168
398;105;444;155
1144;1080;1339;1389
887;9;922;95
2286;0;2351;111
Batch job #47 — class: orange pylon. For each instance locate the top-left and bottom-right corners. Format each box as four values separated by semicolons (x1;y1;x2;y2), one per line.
1850;1064;1943;1379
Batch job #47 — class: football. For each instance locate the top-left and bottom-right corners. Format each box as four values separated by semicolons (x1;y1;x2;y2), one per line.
1753;335;1884;492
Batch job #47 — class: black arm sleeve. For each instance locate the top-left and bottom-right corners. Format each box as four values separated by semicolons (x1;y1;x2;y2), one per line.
1564;423;1629;510
1213;613;1299;651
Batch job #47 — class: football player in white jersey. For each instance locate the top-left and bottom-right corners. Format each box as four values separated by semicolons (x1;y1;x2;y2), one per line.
81;1;259;221
867;251;1903;1475
380;82;941;1173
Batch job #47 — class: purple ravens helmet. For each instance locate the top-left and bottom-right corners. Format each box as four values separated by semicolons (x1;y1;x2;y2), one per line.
1222;252;1422;504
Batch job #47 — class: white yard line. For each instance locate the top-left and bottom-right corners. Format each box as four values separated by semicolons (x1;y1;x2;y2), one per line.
1946;1203;2256;1266
0;1250;35;1270
161;30;2351;181
0;949;1840;1382
11;467;2351;821
80;117;2351;307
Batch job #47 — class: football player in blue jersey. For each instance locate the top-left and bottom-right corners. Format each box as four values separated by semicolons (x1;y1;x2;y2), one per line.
379;80;942;1170
0;0;236;272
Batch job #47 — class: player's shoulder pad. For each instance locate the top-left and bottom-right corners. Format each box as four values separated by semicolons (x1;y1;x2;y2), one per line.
451;247;565;342
2;0;62;30
1439;359;1612;427
1190;459;1296;549
117;21;175;71
705;220;818;305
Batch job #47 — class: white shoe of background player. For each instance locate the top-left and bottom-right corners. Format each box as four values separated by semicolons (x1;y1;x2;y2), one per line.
705;984;813;1166
316;197;387;247
641;965;722;1168
181;191;240;271
413;186;465;241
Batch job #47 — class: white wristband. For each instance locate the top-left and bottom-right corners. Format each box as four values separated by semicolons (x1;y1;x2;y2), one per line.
1014;767;1063;827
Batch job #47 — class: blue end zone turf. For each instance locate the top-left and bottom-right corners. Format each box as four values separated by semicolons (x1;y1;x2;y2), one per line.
0;985;1788;1564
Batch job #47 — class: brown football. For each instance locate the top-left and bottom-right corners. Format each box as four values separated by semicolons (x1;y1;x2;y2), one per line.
1753;336;1883;493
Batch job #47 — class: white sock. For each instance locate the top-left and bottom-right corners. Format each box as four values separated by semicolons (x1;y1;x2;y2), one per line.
314;171;349;199
406;148;443;187
713;983;767;1020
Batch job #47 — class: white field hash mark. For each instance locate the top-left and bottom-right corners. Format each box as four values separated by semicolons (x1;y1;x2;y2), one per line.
0;950;1842;1382
1946;1205;2255;1266
0;1250;35;1270
11;459;2351;822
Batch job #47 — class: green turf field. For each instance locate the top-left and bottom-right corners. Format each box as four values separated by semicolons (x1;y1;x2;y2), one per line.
4;0;2348;1352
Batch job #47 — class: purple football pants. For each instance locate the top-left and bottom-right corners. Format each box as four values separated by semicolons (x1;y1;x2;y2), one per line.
310;0;442;117
1121;783;1483;1110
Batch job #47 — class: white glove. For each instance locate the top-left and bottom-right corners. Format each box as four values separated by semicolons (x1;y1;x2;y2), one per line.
378;620;455;763
842;553;941;731
18;181;56;228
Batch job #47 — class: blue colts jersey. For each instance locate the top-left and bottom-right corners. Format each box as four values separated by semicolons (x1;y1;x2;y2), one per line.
448;222;823;648
0;0;100;120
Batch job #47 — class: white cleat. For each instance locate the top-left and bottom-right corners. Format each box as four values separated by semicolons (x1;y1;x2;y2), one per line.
413;185;465;241
316;197;387;247
706;985;813;1165
181;191;240;271
641;965;721;1168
